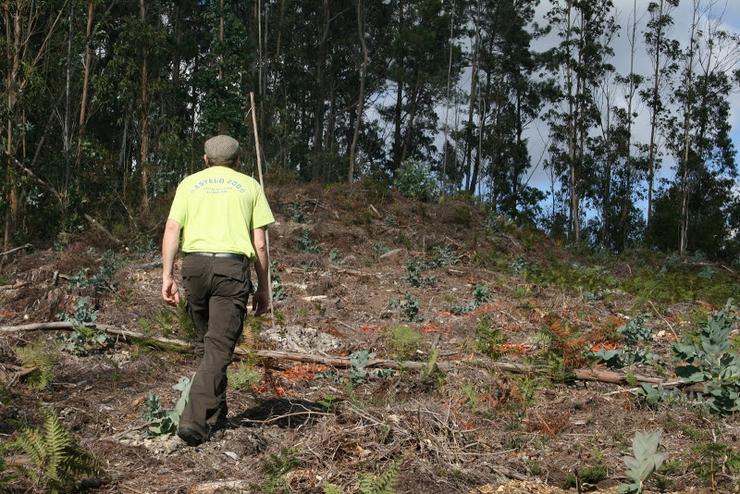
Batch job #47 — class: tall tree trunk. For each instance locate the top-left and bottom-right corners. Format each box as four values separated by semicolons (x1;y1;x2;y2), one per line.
76;0;95;173
63;3;73;201
679;3;698;256
3;3;21;250
618;0;638;251
392;0;405;172
464;18;480;192
311;0;330;181
139;0;150;212
441;1;455;189
646;0;667;235
565;0;579;242
348;0;368;183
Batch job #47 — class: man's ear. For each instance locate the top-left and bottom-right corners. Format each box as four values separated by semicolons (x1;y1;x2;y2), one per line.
203;154;209;167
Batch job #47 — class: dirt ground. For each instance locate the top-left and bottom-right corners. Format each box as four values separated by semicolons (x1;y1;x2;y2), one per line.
0;184;738;493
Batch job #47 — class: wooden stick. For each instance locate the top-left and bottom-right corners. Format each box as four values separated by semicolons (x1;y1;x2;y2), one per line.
84;214;123;247
0;321;703;391
249;91;275;328
0;243;32;257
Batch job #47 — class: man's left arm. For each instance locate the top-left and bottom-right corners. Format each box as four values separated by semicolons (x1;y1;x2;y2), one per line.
161;219;181;305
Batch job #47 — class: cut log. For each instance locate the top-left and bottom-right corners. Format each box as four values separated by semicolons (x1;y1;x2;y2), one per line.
0;243;32;257
0;321;701;391
84;214;123;246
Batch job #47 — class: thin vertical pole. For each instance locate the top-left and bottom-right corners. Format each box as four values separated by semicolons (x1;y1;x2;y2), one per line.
250;92;274;326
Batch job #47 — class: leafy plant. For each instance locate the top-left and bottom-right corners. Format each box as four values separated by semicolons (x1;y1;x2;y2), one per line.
394;159;438;202
475;315;505;357
635;384;682;408
618;431;666;494
68;250;124;291
328;248;341;264
58;297;99;325
286;201;306;223
15;341;59;391
401;293;421;322
295;228;320;253
428;245;459;268
10;411;100;493
373;242;390;257
672;302;739;415
228;362;261;391
357;459;401;494
270;260;286;301
261;448;302;494
450;285;491;315
384;325;422;360
349;350;374;385
404;259;436;288
145;377;192;436
691;441;740;488
591;317;657;369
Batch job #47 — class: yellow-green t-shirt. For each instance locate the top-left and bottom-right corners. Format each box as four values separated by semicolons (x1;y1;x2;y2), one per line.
167;166;274;259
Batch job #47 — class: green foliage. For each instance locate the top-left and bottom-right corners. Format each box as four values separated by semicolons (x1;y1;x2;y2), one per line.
401;293;421;322
384;325;422;360
591;317;657;368
15;341;59;391
373;242;390;257
328;248;341;264
561;463;607;489
635;384;682;408
145;377;192;436
10;411;100;493
57;296;99;326
690;441;740;486
295;229;320;253
450;285;491;315
68;250;124;292
429;245;460;267
286;201;307;223
618;431;666;494
394;160;438;202
261;448;302;494
228;362;261;391
269;259;287;302
350;350;374;385
358;459;401;494
475;315;505;358
672;302;739;415
404;259;436;288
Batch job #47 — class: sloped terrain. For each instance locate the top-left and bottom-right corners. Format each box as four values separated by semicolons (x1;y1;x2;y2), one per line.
0;183;738;493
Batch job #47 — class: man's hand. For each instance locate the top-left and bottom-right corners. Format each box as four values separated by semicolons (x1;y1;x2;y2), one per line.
162;277;181;305
252;288;270;316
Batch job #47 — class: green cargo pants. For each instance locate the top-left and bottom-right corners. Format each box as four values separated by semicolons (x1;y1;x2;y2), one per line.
179;254;251;440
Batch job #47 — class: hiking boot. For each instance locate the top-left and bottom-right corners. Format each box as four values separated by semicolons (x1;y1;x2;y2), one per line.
177;426;204;447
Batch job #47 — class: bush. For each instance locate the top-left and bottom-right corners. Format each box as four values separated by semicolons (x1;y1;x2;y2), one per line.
385;325;422;360
394;160;438;202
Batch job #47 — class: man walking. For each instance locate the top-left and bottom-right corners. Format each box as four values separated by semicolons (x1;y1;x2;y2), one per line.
161;134;274;446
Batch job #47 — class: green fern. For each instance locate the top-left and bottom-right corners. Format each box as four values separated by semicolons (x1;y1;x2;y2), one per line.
11;411;100;493
15;341;59;390
323;484;345;494
358;459;401;494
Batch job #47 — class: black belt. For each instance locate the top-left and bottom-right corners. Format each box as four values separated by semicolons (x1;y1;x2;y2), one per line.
185;252;246;260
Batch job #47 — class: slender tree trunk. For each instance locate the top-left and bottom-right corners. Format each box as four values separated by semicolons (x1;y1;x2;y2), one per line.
392;0;405;172
139;0;150;212
618;0;638;251
63;3;73;201
311;0;330;181
679;3;698;256
646;0;665;234
565;0;579;242
76;0;95;173
348;0;368;183
464;17;480;192
441;1;455;189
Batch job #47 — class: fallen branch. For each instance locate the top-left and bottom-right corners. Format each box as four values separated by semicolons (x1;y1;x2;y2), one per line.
187;480;251;494
84;214;123;246
0;243;32;257
0;322;701;390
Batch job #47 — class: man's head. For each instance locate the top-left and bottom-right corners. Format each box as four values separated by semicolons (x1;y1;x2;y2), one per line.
204;135;240;167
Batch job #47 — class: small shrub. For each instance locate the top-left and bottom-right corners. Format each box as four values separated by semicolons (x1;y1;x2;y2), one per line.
261;448;302;494
618;431;666;494
286;201;306;223
450;284;491;315
295;229;320;253
394;159;438;202
269;260;287;302
373;242;390;257
328;248;341;264
591;316;657;369
350;350;374;385
228;362;261;391
384;325;422;360
401;293;421;322
15;342;59;391
690;442;740;488
144;377;192;436
9;411;100;493
476;315;505;357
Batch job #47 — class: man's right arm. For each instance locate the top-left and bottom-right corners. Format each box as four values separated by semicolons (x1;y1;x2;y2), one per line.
251;227;270;315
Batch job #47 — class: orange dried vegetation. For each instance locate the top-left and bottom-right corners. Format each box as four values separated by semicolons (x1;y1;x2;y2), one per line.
279;363;329;381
